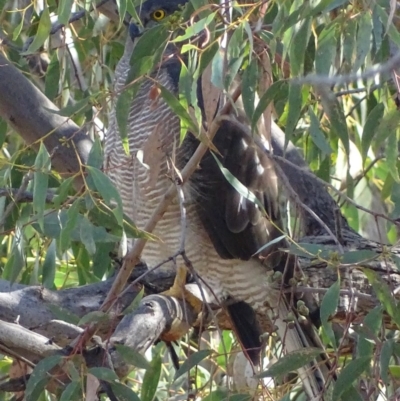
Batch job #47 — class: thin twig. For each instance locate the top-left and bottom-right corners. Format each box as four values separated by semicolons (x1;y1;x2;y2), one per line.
0;171;33;229
295;51;400;87
291;286;374;300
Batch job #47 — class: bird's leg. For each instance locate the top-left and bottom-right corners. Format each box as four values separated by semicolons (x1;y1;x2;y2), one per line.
161;265;203;315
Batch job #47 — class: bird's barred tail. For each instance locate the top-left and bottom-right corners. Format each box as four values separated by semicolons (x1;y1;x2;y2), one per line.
228;299;331;400
275;301;331;400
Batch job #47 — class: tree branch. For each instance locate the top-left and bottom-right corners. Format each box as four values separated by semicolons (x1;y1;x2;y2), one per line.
0;53;93;189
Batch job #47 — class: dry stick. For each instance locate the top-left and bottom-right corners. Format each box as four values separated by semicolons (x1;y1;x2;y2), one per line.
296;50;400;87
100;85;242;313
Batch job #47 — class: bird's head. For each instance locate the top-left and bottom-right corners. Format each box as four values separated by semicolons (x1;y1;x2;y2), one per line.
129;0;189;40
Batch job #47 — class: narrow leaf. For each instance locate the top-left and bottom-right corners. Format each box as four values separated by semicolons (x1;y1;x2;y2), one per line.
257;348;322;378
34;143;51;230
86;166;124;226
289;17;311;76
57;0;74;26
386;129;400;182
88;367;119;382
320;280;340;348
114;344;150;370
364;269;400;327
380;338;393;384
24;7;51;54
25;355;62;399
332;357;370;401
252;81;288;132
141;352;162;401
111;382;141;401
42;239;56;288
361;103;384;161
116;85;138;155
78;311;109;326
340;250;378;264
308;107;332;155
60;381;81;401
158;83;198;134
211;153;266;213
174;349;212;381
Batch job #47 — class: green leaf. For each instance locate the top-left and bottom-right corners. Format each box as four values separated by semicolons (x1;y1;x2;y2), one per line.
389;365;400;378
53;177;74;209
60;200;80;252
47;304;80;325
354;12;372;72
322;93;349;155
356;306;382;358
373;110;400;154
114;344;150;370
88;367;119;382
342;18;357;69
361;103;384;161
211;153;265;213
57;0;74;26
3;227;25;284
86;167;124;227
12;15;24;41
87;137;104;170
110;382;141;401
141;352;162;401
308;107;332;155
253;235;286;256
158;83;198;135
340;250;378;264
51;97;90;117
285;82;302;142
25;355;62;399
315;24;336;75
364;269;400;327
173;12;216;42
380;338;393;384
201;389;226;401
42;239;56;288
116;85;139;155
386;129;400;182
252;81;287;132
332;357;370;401
45;53;60;100
242;59;258;122
34;143;51;230
257;348;322;378
174;349;212;381
78;311;110;326
59;381;81;401
288;242;332;259
340;385;364;401
123;287;145;314
80;216;96;255
320;280;340;349
116;0;127;26
24;7;51;54
289;17;311;76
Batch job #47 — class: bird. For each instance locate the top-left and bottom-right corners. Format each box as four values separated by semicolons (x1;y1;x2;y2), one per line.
104;0;328;398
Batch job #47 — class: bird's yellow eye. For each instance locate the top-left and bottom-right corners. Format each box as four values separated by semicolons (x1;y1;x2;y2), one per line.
151;9;166;21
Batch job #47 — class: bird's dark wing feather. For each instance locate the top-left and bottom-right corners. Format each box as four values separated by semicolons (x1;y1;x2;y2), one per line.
183;119;282;262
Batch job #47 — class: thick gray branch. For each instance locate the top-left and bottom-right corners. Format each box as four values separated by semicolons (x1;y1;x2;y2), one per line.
0;54;93;188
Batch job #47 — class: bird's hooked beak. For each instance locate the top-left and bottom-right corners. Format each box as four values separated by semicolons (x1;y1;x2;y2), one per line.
129;22;143;41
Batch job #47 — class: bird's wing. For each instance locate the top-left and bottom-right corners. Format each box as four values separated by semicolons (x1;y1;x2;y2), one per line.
184;117;283;263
